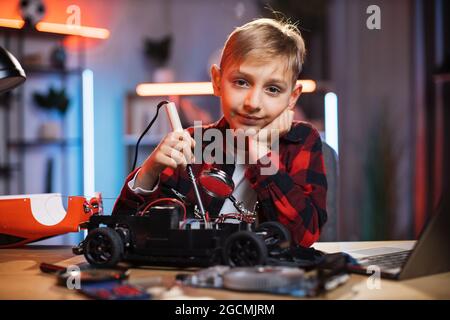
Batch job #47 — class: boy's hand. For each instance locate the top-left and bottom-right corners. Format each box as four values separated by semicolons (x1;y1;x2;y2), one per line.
248;108;294;161
135;130;195;190
258;108;295;144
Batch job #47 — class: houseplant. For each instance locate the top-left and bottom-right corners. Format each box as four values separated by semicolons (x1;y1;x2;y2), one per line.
33;86;70;140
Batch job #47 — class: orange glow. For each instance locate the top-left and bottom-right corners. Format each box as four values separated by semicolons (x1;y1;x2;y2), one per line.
36;22;109;39
137;80;316;96
137;82;214;96
0;18;109;39
299;80;316;93
0;18;24;29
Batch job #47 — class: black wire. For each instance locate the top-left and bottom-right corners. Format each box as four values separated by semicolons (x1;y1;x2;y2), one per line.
131;100;169;172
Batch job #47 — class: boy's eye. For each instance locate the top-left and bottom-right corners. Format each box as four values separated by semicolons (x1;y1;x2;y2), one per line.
266;86;281;95
234;79;249;87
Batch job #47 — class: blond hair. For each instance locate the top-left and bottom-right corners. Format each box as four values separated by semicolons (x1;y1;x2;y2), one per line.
220;18;306;85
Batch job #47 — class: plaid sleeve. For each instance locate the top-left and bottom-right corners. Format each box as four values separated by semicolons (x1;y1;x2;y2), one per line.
245;127;328;247
112;166;180;215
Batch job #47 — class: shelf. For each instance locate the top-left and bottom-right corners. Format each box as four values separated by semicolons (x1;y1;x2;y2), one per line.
0;25;67;39
23;65;83;76
0;21;109;39
0;20;88;194
7;138;81;149
0;164;20;178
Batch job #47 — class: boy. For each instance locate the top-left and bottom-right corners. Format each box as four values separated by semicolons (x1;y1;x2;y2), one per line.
113;18;327;247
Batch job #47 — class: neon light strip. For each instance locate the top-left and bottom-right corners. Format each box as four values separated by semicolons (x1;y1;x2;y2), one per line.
0;18;24;29
137;82;213;96
0;18;109;39
136;80;317;96
324;92;339;154
36;22;109;39
82;69;95;197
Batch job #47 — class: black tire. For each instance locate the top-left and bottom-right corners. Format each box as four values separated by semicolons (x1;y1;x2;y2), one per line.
256;221;291;247
84;228;123;268
222;231;268;267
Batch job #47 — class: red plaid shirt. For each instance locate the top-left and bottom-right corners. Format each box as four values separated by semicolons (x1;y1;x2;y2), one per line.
113;117;327;247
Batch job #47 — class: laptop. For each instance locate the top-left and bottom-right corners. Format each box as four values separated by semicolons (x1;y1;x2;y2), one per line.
346;199;450;280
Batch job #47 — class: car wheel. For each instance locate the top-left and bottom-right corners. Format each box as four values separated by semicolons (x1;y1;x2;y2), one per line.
84;227;123;268
222;231;268;267
256;221;291;248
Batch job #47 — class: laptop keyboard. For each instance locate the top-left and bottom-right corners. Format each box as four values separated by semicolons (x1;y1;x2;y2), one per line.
356;250;412;272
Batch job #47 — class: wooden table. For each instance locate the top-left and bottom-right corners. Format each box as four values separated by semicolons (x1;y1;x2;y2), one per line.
0;241;449;300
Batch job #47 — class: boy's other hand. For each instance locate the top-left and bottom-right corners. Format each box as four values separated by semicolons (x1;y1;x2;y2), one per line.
248;108;294;162
256;108;294;146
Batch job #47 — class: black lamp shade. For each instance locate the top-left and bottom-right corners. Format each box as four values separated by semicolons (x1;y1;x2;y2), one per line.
0;46;26;94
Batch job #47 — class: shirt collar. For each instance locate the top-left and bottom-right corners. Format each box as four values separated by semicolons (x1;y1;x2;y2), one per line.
282;121;307;143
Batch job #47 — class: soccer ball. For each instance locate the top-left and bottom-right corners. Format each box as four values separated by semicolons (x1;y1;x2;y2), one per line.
19;0;46;27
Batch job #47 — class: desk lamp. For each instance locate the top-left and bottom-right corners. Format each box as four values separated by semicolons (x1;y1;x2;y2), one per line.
0;46;26;94
0;46;26;185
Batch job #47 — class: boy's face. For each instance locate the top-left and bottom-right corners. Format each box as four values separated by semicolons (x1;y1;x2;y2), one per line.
211;56;302;131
